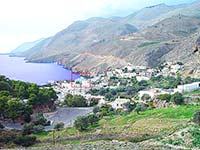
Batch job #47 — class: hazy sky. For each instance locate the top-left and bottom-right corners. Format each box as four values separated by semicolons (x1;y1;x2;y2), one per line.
0;0;196;53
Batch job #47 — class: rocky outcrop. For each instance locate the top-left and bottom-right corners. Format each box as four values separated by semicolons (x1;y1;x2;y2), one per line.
32;101;56;114
194;36;200;54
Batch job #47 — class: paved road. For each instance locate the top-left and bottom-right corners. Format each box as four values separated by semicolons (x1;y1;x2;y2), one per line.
44;107;93;127
1;122;22;130
1;107;93;131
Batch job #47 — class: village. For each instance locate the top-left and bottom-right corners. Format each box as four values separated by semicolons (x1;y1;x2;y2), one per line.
52;61;200;111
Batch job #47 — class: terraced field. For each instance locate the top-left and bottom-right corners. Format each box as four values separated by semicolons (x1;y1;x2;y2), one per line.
32;105;199;149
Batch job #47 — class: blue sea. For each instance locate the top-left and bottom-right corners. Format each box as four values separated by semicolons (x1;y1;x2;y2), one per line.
0;55;79;85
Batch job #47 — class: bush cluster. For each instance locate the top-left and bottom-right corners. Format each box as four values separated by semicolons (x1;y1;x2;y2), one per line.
74;114;99;131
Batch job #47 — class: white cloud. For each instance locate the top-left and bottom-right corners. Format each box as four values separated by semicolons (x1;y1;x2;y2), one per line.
0;34;41;53
0;0;115;52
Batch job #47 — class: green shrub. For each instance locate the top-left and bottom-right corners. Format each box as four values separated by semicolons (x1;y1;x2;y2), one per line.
141;94;151;101
181;131;185;137
134;103;147;114
100;106;115;116
171;92;184;105
158;94;171;102
74;117;88;131
189;127;200;148
0;130;20;144
89;98;98;106
14;136;36;147
54;122;64;131
93;106;100;114
74;114;99;131
33;113;49;126
124;102;136;112
23;123;44;135
64;94;87;107
0;81;12;91
172;138;184;145
166;138;173;144
23;112;31;123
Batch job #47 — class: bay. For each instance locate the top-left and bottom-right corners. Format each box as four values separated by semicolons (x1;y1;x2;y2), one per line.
0;55;79;85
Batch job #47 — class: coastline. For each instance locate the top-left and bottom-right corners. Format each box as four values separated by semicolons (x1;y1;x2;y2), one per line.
0;55;79;85
0;53;10;55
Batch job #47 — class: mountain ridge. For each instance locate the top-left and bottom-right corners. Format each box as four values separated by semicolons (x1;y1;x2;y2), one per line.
11;1;200;76
10;38;46;56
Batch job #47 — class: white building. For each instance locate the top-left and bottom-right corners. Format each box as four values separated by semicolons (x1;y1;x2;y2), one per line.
136;76;150;82
138;89;157;99
98;99;107;106
109;97;130;110
126;65;134;72
132;66;147;70
177;82;200;93
171;64;182;73
115;69;123;77
122;72;136;78
162;67;170;76
138;88;180;100
106;71;114;78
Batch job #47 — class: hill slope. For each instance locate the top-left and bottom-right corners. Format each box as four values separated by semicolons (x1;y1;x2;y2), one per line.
10;38;45;56
15;1;200;74
123;3;182;29
32;106;200;150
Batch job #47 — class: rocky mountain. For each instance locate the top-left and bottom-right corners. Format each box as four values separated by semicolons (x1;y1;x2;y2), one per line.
21;18;139;69
195;36;200;53
122;3;181;29
13;0;200;75
23;37;53;60
10;38;45;56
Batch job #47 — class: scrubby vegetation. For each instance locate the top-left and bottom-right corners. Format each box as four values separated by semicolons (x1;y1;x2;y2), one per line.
64;94;87;107
89;75;200;102
149;75;200;89
0;75;58;148
158;92;184;105
63;94;99;107
74;114;99;131
22;113;50;135
13;135;37;147
54;122;64;131
193;110;200;126
0;75;57;122
0;130;37;148
157;94;171;102
0;74;199;149
30;105;199;149
189;127;200;148
88;77;149;101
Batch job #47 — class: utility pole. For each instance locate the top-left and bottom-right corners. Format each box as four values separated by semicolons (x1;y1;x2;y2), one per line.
52;130;56;145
